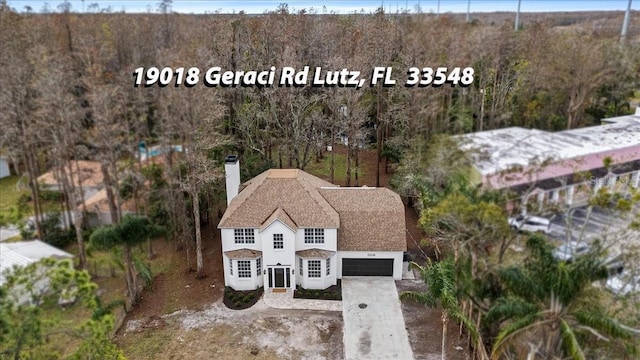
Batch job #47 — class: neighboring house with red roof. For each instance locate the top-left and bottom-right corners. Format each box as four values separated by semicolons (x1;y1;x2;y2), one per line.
218;156;406;291
37;160;105;206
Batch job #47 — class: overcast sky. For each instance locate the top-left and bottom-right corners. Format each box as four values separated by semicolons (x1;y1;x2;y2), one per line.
5;0;638;14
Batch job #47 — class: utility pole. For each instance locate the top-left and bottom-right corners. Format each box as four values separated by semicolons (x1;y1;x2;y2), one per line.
621;0;632;44
466;0;471;22
515;0;522;31
437;0;440;17
479;89;485;131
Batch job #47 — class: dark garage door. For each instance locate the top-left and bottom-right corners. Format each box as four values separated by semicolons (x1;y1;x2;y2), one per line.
342;258;394;276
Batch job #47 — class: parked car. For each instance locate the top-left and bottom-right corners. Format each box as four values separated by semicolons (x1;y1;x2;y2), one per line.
508;215;551;234
552;241;591;262
606;271;640;296
602;254;625;277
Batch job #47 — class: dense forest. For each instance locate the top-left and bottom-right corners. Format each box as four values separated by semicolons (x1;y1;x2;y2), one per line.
1;2;639;359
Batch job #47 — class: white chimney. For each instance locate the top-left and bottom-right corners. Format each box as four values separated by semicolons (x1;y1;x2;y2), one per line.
224;155;240;205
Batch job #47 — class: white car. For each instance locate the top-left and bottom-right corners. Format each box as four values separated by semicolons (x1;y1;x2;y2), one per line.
552;241;591;262
606;271;640;296
508;215;551;234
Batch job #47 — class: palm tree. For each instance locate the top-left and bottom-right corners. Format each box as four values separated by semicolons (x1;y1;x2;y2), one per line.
400;258;482;360
487;234;638;359
90;214;163;303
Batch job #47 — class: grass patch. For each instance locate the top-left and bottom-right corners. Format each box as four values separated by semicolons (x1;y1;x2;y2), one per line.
3;234;23;242
305;152;368;186
0;175;29;218
116;327;173;360
0;175;62;225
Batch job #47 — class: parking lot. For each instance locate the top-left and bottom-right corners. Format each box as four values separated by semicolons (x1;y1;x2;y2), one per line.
540;203;640;268
548;205;639;246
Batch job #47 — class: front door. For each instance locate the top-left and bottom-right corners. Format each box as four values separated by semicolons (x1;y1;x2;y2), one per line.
274;268;285;287
268;267;290;288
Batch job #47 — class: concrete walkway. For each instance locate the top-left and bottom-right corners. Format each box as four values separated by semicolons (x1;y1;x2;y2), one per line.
342;277;414;360
402;261;416;280
262;288;342;312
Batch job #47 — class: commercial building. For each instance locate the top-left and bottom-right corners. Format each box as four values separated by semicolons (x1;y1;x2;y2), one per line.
460;108;640;209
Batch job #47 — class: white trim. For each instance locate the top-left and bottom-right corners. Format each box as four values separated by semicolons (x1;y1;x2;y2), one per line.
632;171;640;188
566;185;574;206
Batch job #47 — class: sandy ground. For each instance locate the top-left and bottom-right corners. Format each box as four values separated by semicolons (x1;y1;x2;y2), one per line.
397;280;469;360
117;281;470;360
118;300;344;360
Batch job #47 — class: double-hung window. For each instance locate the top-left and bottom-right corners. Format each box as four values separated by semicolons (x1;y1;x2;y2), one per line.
238;260;251;278
304;228;324;244
234;229;255;244
308;260;321;278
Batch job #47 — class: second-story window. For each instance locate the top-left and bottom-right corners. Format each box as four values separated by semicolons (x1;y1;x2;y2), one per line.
234;228;255;244
273;233;284;249
304;228;324;244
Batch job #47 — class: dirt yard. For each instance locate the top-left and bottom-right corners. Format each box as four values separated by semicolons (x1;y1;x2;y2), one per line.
397;280;469;360
117;300;344;359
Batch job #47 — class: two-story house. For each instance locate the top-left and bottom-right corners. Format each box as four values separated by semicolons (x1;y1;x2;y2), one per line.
218;155;406;291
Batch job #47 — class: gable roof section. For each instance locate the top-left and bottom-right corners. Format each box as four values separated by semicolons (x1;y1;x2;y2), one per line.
219;169;339;229
260;207;298;232
319;187;406;252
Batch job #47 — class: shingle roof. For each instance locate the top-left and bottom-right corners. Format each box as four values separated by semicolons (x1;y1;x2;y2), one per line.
219;169;406;253
296;249;336;259
319;187;406;252
219;169;340;229
260;207;298;232
224;248;262;259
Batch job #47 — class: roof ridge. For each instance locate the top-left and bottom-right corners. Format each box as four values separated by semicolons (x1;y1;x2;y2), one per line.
297;175;339;227
279;207;297;227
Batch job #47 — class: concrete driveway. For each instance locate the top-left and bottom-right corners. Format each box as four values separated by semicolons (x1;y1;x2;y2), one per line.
341;277;414;360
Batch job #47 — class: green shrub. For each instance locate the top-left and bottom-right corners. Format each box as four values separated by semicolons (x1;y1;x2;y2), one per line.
39;190;63;202
17;194;31;214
